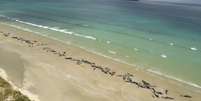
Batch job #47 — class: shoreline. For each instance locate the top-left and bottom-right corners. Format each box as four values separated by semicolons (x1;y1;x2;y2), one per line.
2;22;201;90
0;23;200;101
147;69;201;90
0;15;200;89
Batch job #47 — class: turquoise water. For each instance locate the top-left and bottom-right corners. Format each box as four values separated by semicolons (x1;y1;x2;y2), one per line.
0;0;201;88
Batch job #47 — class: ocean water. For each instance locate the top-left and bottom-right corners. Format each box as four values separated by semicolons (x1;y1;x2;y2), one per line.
0;0;201;88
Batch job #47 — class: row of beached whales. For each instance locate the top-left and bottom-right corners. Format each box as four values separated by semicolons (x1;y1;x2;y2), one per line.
0;31;192;100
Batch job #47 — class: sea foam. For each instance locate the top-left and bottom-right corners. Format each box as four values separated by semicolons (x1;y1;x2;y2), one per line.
190;47;198;51
0;15;97;41
108;50;117;54
160;54;167;58
133;48;139;51
169;42;174;46
106;41;111;44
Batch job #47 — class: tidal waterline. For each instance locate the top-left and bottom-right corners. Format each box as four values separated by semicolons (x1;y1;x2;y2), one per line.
0;0;201;88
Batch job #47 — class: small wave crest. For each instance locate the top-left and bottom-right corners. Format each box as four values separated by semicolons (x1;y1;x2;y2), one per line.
147;69;201;89
160;54;167;58
4;24;42;35
15;20;97;40
108;50;117;54
190;47;198;51
77;46;140;67
106;40;111;44
169;42;174;46
133;48;139;52
0;15;97;41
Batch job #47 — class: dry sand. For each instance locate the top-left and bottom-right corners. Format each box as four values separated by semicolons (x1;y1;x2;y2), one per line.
0;23;200;101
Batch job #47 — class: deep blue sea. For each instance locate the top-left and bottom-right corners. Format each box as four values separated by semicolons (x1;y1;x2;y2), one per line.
0;0;201;88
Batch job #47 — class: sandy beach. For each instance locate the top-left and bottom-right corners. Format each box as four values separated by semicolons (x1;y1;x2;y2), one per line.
0;23;200;101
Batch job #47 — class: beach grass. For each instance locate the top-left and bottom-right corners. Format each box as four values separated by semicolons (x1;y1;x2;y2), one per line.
0;77;31;101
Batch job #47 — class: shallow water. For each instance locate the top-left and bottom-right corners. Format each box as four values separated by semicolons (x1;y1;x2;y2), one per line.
0;0;201;88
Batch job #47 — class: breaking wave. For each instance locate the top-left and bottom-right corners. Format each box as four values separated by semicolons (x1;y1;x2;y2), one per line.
0;15;97;40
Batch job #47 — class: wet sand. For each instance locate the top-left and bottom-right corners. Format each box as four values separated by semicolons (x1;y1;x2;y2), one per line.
0;23;200;101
